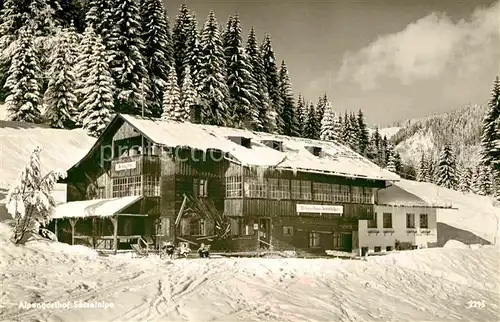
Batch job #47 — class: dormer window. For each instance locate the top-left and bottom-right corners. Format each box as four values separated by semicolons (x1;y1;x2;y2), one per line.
227;136;251;148
305;145;322;156
261;140;283;151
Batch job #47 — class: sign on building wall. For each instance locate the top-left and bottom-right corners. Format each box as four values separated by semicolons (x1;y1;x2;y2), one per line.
296;204;343;214
115;161;137;171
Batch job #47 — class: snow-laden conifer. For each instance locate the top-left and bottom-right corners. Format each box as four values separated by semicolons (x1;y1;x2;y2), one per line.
6;146;64;244
4;26;42;123
180;65;196;121
320;102;341;142
436;144;458;189
78;35;114;137
161;66;184;122
44;28;78;128
278;60;297;136
261;34;283;131
197;11;230;126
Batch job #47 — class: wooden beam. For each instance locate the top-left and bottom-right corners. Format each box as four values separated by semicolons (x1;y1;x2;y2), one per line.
69;219;78;245
54;219;58;240
118;213;148;217
110;216;118;255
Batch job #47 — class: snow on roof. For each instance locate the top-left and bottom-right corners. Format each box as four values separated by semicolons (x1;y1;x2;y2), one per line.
121;114;399;181
377;183;449;208
52;196;142;219
393;180;454;208
0;121;96;190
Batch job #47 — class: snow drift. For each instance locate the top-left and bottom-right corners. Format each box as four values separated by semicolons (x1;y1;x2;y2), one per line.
0;222;499;322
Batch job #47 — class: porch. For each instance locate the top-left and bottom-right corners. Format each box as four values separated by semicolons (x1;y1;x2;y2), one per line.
49;196;154;254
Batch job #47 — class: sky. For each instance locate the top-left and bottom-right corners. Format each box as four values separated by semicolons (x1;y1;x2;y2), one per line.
164;0;500;126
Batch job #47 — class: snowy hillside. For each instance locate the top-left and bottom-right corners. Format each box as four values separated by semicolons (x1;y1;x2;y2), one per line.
0;222;498;322
389;104;486;165
0;121;95;198
396;179;500;245
369;126;402;139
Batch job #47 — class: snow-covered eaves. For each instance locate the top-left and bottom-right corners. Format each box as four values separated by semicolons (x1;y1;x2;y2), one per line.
378;181;454;209
120;114;399;181
52;196;143;220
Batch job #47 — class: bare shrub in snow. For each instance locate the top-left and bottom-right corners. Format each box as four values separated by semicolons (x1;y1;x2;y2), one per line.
6;146;65;244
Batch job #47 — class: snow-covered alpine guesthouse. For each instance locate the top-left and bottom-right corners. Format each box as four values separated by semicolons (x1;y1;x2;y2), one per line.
50;113;401;255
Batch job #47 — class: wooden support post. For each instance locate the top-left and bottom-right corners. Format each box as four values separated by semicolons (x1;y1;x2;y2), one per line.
110;216;118;255
69;219;78;245
54;219;58;240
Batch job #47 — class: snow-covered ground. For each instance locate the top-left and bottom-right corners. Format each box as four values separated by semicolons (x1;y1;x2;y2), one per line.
0;222;499;322
395;179;500;244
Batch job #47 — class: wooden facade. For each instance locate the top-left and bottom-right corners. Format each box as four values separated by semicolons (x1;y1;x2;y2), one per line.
57;115;389;255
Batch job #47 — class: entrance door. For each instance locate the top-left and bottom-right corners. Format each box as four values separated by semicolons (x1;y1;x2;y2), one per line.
342;233;353;252
258;218;271;249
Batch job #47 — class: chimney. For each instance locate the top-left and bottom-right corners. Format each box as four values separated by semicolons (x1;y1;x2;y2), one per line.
305;145;322;156
228;136;252;148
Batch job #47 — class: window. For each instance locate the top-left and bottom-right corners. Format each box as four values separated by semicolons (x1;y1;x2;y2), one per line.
283;226;294;236
157;217;170;236
239;218;253;235
420;214;428;228
386;246;392;251
341;185;351;202
362;188;374;204
368;213;377;228
144;176;160;196
374;246;381;253
226;176;242;198
351;186;363;203
332;233;342;249
194;178;208;197
309;232;320;247
300;181;312;200
269;178;290;199
313;182;332;201
112;176;142;197
291;180;301;199
96;187;105;199
406;213;415;228
383;213;392;228
245;178;267;198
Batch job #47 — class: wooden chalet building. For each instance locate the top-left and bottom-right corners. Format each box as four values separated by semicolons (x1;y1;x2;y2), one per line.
51;114;399;255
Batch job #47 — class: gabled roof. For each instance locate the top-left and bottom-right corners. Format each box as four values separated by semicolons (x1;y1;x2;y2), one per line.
71;114;400;181
377;181;454;208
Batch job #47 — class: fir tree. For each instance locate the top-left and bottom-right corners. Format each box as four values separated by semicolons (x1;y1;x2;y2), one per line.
245;26;273;132
141;0;172;117
223;14;259;129
417;153;427;182
58;0;85;31
161;66;184;122
278;60;297;136
4;26;42;123
426;155;436;183
44;28;78;128
172;4;199;87
197;11;230;126
480;76;500;168
180;65;196;122
458;166;472;193
470;166;480;194
6;146;63;244
304;102;318;139
85;0;113;43
261;34;283;131
320;102;341;142
357;110;370;156
387;151;397;173
394;151;402;174
436;144;458;189
108;0;150;114
315;93;327;128
78;34;114;137
296;94;306;137
476;165;493;196
75;26;97;108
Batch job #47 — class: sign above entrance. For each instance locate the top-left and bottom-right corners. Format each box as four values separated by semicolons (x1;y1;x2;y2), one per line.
115;161;137;171
296;204;343;215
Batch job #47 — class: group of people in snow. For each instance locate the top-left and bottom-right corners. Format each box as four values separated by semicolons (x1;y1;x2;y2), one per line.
162;241;210;259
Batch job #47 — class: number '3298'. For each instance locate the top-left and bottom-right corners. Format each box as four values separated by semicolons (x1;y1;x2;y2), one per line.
467;300;485;308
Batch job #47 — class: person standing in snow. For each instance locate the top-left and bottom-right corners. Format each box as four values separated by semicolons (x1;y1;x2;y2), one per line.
198;243;210;258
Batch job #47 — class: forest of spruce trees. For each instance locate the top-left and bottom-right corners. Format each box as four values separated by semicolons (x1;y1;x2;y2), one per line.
0;1;497;199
